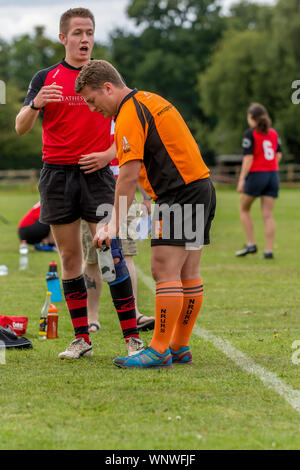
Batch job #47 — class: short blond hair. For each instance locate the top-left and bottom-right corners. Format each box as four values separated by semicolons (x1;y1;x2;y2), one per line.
75;60;125;94
60;8;95;35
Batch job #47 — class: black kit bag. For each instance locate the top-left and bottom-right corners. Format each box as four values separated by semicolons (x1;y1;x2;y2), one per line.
0;325;33;349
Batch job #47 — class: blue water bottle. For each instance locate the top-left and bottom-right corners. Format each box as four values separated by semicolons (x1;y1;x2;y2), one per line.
46;261;62;302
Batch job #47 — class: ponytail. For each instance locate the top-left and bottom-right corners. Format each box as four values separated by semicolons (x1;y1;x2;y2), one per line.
256;115;271;133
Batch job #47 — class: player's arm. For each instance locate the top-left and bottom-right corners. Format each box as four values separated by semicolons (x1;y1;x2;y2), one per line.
114;159;142;232
276;136;282;164
238;129;254;193
94;159;141;247
15;75;63;135
137;183;152;214
79;142;117;173
237;154;253;193
15;106;41;136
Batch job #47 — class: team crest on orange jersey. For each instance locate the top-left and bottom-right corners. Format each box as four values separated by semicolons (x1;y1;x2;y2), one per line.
122;136;131;153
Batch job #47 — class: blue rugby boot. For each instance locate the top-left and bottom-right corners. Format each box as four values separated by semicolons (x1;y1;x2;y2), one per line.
113;346;173;369
170;346;193;365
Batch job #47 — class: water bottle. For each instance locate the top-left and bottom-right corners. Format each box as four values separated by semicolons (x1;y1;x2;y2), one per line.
46;261;62;302
39;291;51;339
47;303;58;339
19;240;28;255
96;243;116;282
19;241;29;271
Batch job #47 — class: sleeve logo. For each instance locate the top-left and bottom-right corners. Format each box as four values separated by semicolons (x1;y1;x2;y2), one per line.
122;136;131;153
242;137;252;149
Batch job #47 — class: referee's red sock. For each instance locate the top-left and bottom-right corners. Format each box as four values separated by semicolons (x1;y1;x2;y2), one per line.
62;275;90;345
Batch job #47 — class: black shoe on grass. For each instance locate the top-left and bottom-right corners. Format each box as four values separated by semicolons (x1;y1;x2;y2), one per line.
235;244;257;257
262;251;274;259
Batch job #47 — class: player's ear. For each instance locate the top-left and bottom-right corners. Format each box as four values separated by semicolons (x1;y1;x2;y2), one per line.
59;33;67;46
103;82;113;95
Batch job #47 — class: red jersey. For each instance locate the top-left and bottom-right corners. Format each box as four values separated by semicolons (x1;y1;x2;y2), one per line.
18;202;41;229
242;128;282;172
24;60;112;164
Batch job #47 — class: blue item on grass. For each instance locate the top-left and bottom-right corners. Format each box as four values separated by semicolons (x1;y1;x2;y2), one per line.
46;262;62;302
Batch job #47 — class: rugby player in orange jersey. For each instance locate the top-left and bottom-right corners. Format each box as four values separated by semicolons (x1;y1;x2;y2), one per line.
75;59;216;369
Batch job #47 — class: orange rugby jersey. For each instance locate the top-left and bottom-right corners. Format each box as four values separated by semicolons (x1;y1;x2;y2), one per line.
114;89;209;200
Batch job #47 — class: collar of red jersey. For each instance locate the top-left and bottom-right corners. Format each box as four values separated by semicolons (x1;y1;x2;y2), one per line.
61;58;95;71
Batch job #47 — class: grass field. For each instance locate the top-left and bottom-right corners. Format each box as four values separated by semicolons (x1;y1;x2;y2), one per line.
0;186;300;450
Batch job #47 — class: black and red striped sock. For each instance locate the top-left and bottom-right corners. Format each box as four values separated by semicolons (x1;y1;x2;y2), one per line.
62;275;90;345
109;276;139;343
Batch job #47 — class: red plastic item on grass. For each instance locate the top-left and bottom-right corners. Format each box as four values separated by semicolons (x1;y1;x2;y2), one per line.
0;315;28;336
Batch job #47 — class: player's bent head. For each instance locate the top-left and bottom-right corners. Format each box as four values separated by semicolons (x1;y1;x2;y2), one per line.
75;60;125;94
60;7;95;35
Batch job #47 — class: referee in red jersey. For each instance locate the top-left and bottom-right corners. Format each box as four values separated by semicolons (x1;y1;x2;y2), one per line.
15;8;143;359
236;103;282;259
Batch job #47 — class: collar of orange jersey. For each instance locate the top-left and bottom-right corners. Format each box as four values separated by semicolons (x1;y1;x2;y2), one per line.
114;88;138;122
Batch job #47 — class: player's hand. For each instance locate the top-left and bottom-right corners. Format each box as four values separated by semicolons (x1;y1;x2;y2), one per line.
79;151;113;174
237;179;245;193
33;82;63;108
141;198;152;215
93;222;116;248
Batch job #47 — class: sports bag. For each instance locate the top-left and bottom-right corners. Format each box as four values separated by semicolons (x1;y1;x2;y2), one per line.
0;315;28;335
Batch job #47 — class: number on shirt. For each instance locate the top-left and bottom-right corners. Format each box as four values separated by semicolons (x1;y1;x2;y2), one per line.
263;140;275;161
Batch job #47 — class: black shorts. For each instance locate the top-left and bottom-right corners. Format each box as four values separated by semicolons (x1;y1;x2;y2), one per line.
151;178;216;248
18;220;50;244
38;163;116;225
244;171;279;198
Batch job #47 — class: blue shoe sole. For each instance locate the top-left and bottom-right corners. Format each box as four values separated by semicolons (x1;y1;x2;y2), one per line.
113;360;173;369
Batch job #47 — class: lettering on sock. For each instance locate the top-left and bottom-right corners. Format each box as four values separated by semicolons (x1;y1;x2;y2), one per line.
160;309;167;333
183;299;195;325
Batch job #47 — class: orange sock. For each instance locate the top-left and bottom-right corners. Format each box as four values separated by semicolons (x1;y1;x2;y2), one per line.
150;281;183;354
170;278;203;351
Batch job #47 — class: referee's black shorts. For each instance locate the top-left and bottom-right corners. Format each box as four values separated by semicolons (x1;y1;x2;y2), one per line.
151;178;216;249
38;163;116;225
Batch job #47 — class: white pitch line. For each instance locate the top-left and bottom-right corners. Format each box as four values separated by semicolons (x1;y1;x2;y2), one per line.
136;265;300;414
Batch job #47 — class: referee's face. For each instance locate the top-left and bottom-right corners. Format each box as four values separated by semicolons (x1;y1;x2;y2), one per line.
61;17;94;64
81;85;116;118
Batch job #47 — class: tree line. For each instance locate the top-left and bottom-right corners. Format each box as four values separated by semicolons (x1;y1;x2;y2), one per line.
0;0;300;170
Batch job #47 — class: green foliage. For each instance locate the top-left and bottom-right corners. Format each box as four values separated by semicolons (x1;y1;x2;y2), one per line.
112;0;226;125
199;29;271;154
0;83;43;169
199;0;300;161
6;27;64;92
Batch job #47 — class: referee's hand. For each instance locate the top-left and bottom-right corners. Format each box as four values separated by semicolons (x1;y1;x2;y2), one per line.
79;151;114;174
34;82;63;108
